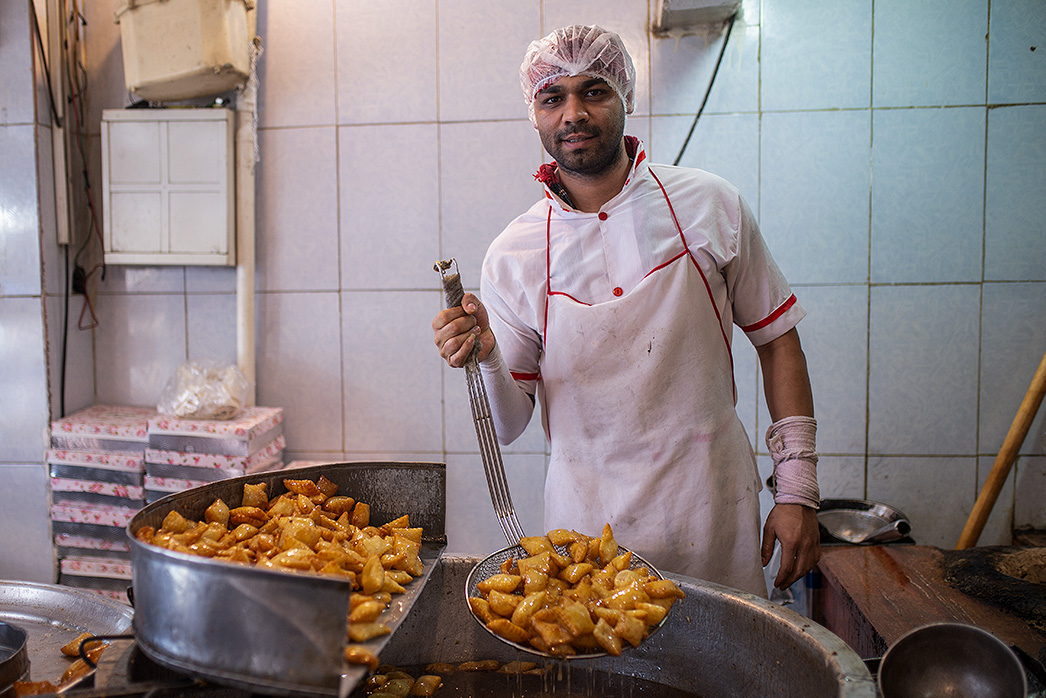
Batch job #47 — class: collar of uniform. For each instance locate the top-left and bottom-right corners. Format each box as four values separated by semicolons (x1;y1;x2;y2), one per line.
621;135;648;191
536;135;648;214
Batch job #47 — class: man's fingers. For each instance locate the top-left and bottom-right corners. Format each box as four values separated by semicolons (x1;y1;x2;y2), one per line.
461;293;489;326
438;326;480;366
774;563;796;590
760;524;776;566
773;539;820;589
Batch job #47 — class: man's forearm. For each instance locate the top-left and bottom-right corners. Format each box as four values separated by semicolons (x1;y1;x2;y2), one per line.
756;328;814;420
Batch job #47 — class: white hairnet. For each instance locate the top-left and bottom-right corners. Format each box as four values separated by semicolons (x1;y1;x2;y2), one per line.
520;25;636;124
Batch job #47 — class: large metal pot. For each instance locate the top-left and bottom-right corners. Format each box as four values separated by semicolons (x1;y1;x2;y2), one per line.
129;461;873;697
383;556;877;698
128;461;446;697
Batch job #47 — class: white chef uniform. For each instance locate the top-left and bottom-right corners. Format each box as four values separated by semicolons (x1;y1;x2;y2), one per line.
481;138;804;595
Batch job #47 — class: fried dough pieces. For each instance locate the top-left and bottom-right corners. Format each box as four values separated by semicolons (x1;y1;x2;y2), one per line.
469;524;684;657
134;476;425;670
12;633;110;697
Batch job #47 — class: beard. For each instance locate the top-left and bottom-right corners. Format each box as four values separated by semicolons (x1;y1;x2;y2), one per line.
539;109;626;179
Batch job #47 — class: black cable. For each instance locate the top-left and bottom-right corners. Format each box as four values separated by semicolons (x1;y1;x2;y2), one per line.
672;12;737;166
61;243;69;417
29;0;62;128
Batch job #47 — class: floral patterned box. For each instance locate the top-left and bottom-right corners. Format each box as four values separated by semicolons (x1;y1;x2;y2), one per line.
50;502;138;528
47;449;145;489
50;477;145;509
51;520;127;543
54;533;131;553
49;463;143;487
144;434;285;473
59;556;132;581
145;475;211;503
59;569;131;606
50;405;155;453
144;453;284;485
46;448;145;472
49;477;144;500
147;406;284;456
54;533;131;561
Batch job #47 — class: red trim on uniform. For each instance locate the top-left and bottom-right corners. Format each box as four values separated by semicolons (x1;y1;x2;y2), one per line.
548;290;591;305
541;156;737;402
511;371;541;381
624;135;645;166
648;166;737;401
740;294;797;332
645;250;689;278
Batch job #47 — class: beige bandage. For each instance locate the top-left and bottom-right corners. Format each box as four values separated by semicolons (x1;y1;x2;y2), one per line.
765;415;820;509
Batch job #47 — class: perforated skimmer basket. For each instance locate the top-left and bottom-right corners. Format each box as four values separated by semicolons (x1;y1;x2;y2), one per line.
464;542;670;659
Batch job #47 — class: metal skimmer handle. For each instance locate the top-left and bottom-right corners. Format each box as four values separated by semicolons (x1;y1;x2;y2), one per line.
434;259;525;545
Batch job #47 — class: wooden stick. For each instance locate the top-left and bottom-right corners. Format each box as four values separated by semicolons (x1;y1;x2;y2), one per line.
957;348;1046;549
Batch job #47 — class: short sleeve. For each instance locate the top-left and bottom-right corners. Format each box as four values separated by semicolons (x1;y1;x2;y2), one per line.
727;195;806;347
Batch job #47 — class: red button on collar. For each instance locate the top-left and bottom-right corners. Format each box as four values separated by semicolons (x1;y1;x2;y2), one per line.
598;212;608;221
613;287;623;296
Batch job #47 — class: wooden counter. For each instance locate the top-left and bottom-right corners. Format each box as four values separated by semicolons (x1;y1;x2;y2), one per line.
814;545;1045;659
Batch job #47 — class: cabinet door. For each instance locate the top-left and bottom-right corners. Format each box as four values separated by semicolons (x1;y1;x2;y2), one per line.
102;109;235;265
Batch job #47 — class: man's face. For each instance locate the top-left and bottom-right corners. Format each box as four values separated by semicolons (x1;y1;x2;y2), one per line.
532;75;626;178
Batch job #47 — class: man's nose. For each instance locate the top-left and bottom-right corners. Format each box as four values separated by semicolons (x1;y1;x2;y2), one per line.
562;94;588;123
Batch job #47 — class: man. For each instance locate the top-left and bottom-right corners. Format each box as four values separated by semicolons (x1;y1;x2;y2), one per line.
433;25;819;596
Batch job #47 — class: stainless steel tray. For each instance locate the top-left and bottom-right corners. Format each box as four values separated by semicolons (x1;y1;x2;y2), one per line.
0;581;132;687
128;461;446;698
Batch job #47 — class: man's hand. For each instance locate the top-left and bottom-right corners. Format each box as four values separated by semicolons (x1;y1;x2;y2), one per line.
432;292;496;367
761;503;821;590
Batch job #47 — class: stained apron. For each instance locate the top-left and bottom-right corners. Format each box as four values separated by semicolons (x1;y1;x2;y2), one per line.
538;185;765;595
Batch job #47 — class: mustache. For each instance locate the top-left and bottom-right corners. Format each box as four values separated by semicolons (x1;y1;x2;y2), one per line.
557;126;599;140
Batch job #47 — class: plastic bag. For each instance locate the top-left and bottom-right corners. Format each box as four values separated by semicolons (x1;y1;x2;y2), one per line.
158;360;250;420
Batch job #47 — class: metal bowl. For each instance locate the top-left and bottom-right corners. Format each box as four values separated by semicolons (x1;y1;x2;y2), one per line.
817;499;911;545
0;620;29;696
878;623;1027;698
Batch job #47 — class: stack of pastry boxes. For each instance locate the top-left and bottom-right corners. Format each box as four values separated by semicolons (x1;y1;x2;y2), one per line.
48;404;155;602
143;406;285;502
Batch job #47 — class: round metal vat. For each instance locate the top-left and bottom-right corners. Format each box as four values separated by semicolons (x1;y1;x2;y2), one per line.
382;556;877;698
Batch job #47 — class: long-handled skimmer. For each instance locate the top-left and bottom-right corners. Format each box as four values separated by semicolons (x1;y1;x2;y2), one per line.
435;259;525;546
435;259;673;660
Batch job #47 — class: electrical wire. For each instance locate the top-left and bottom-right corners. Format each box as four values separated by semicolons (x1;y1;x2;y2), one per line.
672;12;737;166
29;0;62;127
64;0;105;330
49;0;105;413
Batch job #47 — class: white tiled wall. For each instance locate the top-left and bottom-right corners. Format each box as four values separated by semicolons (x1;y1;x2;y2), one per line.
0;0;54;582
4;0;1045;569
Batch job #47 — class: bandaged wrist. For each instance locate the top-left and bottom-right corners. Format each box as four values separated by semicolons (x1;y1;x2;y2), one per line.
765;415;820;509
477;344;535;444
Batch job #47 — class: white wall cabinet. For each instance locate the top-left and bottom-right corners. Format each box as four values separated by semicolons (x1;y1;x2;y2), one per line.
101;108;235;266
